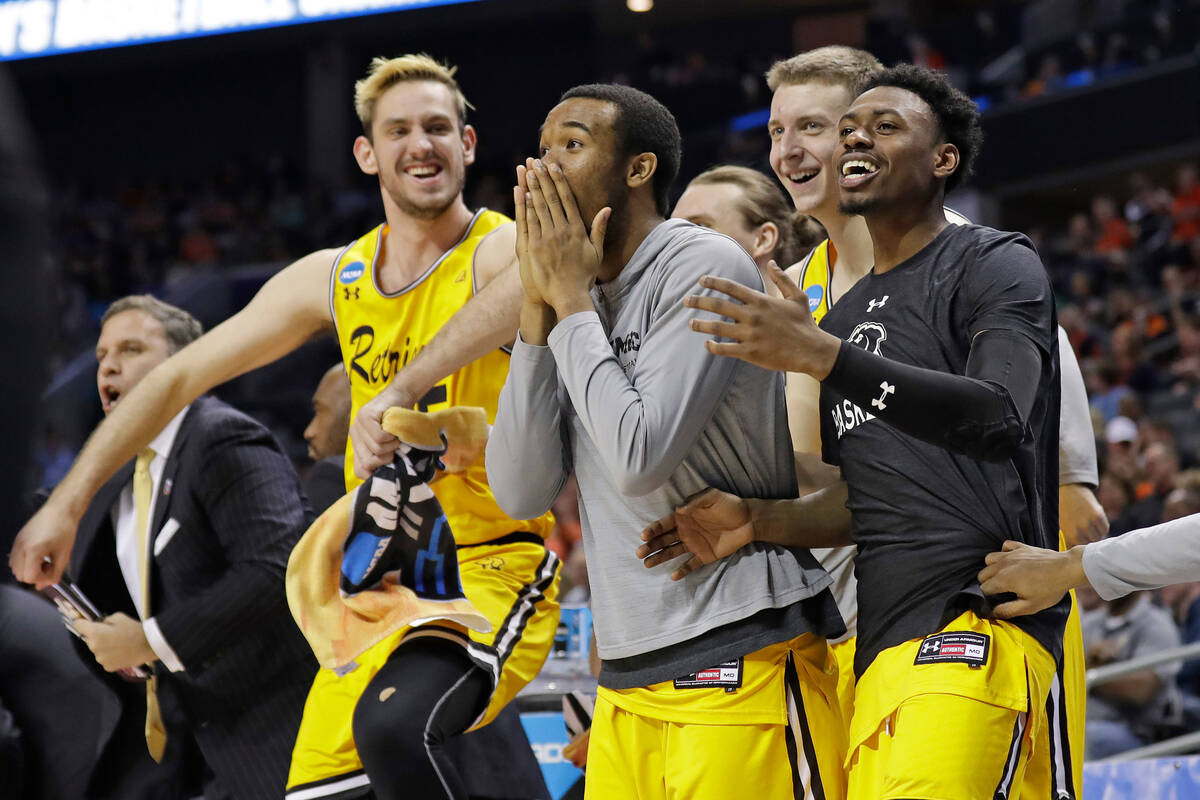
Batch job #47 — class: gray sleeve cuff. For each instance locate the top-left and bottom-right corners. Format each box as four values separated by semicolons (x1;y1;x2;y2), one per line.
1058;471;1098;489
513;330;553;355
546;310;600;350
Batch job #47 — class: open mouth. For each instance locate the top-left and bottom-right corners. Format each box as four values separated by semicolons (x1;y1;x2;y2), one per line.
840;159;879;187
404;164;444;183
101;385;121;412
786;168;819;186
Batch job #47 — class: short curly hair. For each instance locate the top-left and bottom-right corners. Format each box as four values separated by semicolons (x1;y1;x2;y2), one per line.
859;64;982;193
559;84;682;217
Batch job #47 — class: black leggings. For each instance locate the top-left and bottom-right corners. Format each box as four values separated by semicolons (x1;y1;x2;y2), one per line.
352;635;492;800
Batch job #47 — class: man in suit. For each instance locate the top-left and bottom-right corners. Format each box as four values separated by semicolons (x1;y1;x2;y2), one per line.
70;294;318;799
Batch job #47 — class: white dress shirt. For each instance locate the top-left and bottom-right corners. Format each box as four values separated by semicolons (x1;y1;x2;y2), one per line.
111;405;190;672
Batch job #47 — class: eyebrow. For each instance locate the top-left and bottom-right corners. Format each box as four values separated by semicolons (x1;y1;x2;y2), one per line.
538;119;593;139
838;108;901;125
768;112;827;127
379;112;453;127
96;337;143;356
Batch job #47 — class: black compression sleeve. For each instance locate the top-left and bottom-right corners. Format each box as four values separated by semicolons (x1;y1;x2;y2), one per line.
823;329;1043;462
353;636;492;800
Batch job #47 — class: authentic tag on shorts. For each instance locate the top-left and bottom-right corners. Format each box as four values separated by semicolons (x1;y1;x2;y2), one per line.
913;632;990;667
674;659;743;691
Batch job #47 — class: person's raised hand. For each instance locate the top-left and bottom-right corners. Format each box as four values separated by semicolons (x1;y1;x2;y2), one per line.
686;261;840;378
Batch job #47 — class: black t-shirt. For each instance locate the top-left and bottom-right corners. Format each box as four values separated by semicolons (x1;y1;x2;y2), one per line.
818;223;1068;678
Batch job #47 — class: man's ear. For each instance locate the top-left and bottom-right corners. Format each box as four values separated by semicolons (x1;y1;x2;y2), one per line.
751;222;780;263
353;135;379;176
461;124;478;168
626;152;658;190
933;142;959;183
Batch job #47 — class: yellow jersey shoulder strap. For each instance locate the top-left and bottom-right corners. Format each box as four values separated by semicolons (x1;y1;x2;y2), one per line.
797;239;833;324
328;223;385;347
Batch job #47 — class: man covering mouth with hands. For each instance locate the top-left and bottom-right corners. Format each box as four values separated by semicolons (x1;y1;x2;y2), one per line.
487;84;847;800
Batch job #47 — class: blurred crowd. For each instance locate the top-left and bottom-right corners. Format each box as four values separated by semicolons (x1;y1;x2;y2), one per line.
25;0;1200;764
870;0;1198;108
1037;161;1200;757
46;159;382;369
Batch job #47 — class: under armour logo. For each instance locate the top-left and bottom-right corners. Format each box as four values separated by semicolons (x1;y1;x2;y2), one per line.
867;296;889;312
343;287;360;300
921;640;940;654
871;381;895;411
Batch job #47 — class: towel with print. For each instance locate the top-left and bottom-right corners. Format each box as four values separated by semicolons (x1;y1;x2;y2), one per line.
286;407;491;669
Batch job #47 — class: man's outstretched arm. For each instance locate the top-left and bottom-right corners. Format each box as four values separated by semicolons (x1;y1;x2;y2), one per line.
979;513;1200;618
350;224;523;478
10;250;334;588
638;480;853;581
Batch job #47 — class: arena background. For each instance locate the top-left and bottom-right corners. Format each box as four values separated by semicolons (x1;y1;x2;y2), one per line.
4;0;1200;795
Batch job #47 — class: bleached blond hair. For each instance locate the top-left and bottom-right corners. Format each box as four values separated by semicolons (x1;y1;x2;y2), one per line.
353;53;473;135
766;46;883;94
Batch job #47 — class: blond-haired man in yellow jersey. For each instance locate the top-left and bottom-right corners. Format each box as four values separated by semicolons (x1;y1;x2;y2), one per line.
12;54;559;800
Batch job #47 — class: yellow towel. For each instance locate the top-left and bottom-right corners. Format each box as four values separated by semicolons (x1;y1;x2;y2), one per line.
381;406;489;475
287;406;492;669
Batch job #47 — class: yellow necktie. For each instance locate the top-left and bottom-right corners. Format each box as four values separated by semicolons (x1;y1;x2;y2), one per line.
134;447;167;763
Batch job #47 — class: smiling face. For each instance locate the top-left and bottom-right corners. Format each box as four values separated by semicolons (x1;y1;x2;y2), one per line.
836;85;955;217
537;97;628;229
95;310;172;415
355;80;476;220
768;81;853;223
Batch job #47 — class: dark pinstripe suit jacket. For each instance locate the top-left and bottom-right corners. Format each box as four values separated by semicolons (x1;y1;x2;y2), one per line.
71;395;318;799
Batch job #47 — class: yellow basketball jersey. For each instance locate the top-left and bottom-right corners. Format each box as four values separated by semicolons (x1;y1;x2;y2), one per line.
797;239;834;324
329;209;554;545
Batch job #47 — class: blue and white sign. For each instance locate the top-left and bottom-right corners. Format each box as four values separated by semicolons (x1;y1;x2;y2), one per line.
0;0;485;61
520;710;583;800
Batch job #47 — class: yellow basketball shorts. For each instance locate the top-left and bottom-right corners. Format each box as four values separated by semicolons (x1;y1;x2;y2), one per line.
847;610;1057;800
1025;587;1085;800
285;537;560;799
585;633;847;800
830;636;857;740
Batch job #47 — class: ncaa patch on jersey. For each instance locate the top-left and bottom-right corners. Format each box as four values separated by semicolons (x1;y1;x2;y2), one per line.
338;261;366;284
674;658;743;691
913;632;990;667
806;285;824;311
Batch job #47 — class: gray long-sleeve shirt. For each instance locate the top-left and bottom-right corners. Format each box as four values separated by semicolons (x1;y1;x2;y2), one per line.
487;220;839;688
1085;514;1200;600
1058;326;1098;487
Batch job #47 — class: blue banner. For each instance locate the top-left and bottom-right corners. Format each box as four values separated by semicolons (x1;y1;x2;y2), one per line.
520;710;584;800
0;0;485;61
1083;756;1200;799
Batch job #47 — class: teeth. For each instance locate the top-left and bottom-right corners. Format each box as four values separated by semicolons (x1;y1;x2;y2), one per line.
788;170;818;182
406;165;439;177
842;160;879;176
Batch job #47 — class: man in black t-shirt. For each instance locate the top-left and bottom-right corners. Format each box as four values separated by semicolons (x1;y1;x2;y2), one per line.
639;65;1067;800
